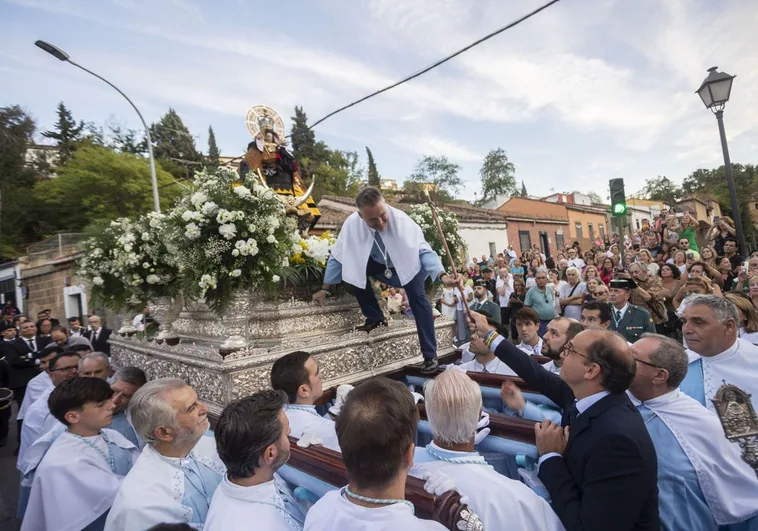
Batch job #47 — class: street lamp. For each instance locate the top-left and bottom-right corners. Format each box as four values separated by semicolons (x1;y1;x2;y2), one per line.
35;40;161;213
696;66;744;255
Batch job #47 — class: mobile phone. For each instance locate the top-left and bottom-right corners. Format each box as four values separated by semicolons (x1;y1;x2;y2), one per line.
686;252;695;260
714;216;720;223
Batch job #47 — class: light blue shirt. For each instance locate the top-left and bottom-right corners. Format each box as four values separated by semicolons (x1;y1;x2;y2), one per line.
323;232;444;285
108;411;142;450
679;358;707;406
182;457;224;526
524;286;556;321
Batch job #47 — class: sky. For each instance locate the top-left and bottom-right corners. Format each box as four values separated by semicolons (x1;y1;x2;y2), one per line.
2;0;757;202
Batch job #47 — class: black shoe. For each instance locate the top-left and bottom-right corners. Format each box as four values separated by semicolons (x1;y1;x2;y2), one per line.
356;320;388;333
420;357;439;375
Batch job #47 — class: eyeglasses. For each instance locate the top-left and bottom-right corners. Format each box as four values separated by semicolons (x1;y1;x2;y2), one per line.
634;357;663;369
50;365;78;373
560;342;589;360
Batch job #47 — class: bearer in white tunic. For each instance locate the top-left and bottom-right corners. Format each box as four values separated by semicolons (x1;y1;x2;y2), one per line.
105;379;225;531
410;370;565;531
107;366;147;450
629;335;758;530
678;295;758;411
15;347;57;425
206;390;307;531
21;377;139;531
270;351;340;452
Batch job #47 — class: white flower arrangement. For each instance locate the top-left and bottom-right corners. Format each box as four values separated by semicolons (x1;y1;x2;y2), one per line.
407;204;466;270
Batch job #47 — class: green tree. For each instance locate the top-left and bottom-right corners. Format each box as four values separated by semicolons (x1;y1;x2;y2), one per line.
42;102;84;164
310;149;363;201
33;145;179;231
520;181;528;197
407;155;463;201
207;126;220;166
150;108;201;174
639;176;682;203
478;148;516;204
366;146;380;187
291;106;316;162
106;122;146;154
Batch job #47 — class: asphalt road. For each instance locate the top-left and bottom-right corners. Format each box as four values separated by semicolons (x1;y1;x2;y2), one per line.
0;403;22;531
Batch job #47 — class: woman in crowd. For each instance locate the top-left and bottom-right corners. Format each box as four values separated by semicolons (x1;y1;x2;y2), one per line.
508;279;526;341
471;264;482;283
438;284;458;320
659;263;683;339
584;278;600;303
724;292;758;345
637;249;659;276
718;256;737;291
673;276;712;311
732;256;758;293
607;244;621;265
672;250;688;275
511;258;525;282
524;267;537;289
749;276;758;309
678;212;700;251
582;265;599;283
707;216;737;256
700;245;719;269
599;257;615;286
529;258;542;273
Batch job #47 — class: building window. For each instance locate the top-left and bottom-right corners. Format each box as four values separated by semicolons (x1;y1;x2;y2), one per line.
555;232;564;249
575;222;583;239
599;224;605;238
588;223;594;240
518;231;532;253
489;242;497;258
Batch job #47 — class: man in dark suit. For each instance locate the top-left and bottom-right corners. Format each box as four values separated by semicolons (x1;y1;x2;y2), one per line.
84;314;112;355
469;312;659;531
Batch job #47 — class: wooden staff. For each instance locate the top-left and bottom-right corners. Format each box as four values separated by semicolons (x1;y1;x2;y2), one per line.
423;191;476;330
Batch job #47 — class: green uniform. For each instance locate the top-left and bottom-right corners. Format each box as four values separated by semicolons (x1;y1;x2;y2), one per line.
470;300;502;324
610;303;656;343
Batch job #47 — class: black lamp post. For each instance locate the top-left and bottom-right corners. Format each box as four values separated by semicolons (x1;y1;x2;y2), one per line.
696;66;744;255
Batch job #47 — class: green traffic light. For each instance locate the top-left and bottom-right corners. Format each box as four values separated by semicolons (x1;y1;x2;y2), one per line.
613;203;627;215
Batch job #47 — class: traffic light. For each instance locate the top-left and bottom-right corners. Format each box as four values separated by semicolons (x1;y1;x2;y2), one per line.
609;178;627;216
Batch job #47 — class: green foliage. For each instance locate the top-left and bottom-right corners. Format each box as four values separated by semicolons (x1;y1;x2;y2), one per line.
520;181;528;197
291;106;316;164
42;102;84;164
33;145;179;232
408;155;463;201
106;122;147;154
479;148;516;203
149;108;201;174
639;176;682;203
207;126;220;167
407;204;466;270
366;146;380;187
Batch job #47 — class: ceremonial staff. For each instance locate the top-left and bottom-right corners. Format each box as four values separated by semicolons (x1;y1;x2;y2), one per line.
423;191;477;335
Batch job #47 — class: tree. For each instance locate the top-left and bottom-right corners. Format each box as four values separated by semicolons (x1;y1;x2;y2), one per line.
207;126;220;166
105;121;146;154
33;145;179;232
478;148;516;204
520;181;528;197
639;176;682;203
310;149;363;201
149;108;201;173
291;106;316;162
42;102;84;164
407;155;463;201
366;146;380;187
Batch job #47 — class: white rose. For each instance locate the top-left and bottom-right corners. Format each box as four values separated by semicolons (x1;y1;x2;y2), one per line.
219;223;237;240
146;274;160;284
230;269;242;277
201;201;219;216
232;249;240;257
266;234;277;244
233;185;251;199
191;191;208;206
185;223;201;240
141;232;150;241
268;216;280;229
272;275;281;283
182;210;196;222
92;276;104;286
247;223;256;233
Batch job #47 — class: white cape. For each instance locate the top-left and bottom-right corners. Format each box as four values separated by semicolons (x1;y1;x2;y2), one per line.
629;388;758;525
21;429;138;531
330;206;432;288
686;338;758;411
17;371;52;421
105;435;225;531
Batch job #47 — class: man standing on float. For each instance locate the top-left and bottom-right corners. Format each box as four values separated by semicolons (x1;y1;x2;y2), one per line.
313;187;460;374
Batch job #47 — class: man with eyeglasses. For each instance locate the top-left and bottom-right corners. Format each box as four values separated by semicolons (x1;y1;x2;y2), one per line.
524;271;556;336
628;334;758;530
17;351;80;467
468;312;659;531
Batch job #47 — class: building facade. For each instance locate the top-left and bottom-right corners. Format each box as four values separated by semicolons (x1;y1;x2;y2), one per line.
497;198;569;257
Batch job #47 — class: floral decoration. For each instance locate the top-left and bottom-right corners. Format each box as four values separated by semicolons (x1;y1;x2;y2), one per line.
407;204;466;271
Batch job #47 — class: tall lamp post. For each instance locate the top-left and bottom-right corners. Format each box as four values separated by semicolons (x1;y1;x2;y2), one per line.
35;40;161;213
696;66;744;255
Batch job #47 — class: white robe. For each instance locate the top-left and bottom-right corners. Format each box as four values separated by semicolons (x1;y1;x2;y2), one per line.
285;406;341;452
629;389;758;525
454;357;516;376
17;371;52;421
330;206;431;288
205;474;306;531
516;338;544;356
410;443;565;531
105;435;226;531
304;488;446;531
17;386;60;469
21;429;139;531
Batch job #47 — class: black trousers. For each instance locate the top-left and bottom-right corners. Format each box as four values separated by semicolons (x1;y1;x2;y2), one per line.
13;385;26;444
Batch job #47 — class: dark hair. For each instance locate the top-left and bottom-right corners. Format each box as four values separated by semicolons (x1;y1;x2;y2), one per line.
49;351;81;371
355;186;383;209
659;263;681;279
147;525;195;531
51;325;68;334
68;344;92;354
270;351;312;404
565;319;585;341
68;316;81;323
36;318;52;329
216;390;288;480
585;334;636;394
582;301;612;324
514;307;540;326
336;378;418;490
113;366;147;387
48;376;114;426
688;261;707;273
41;345;65;357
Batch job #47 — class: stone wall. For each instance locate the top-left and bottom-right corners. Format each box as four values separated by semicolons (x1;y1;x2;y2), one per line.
22;262;74;320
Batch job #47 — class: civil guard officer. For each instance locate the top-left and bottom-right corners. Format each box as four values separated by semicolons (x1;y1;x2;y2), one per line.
608;278;656;343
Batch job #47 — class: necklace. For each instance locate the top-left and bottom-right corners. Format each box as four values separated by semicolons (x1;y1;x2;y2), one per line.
70;430;115;473
425;443;488;465
343;486;415;514
372;234;393;279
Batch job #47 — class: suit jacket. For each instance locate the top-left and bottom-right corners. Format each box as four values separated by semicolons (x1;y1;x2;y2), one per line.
493;339;659;531
611;304;656;344
84;328;112;355
5;336;50;389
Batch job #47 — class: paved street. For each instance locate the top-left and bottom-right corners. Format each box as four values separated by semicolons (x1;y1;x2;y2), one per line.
0;404;22;531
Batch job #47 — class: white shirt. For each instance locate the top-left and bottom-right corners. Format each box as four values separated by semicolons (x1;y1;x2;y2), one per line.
558;281;587;321
459;341;474;363
205;474;306;531
455;285;473;312
612;303;630;324
304;488;446;531
568;258;586;269
17;371;53;421
517;337;543;356
542;360;562;375
457;357;516;376
285;405;341;452
738;327;758;345
69;327;85;337
496;275;514;307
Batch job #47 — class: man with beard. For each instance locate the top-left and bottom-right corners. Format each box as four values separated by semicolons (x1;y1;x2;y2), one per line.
205;390;308;531
105;378;225;531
